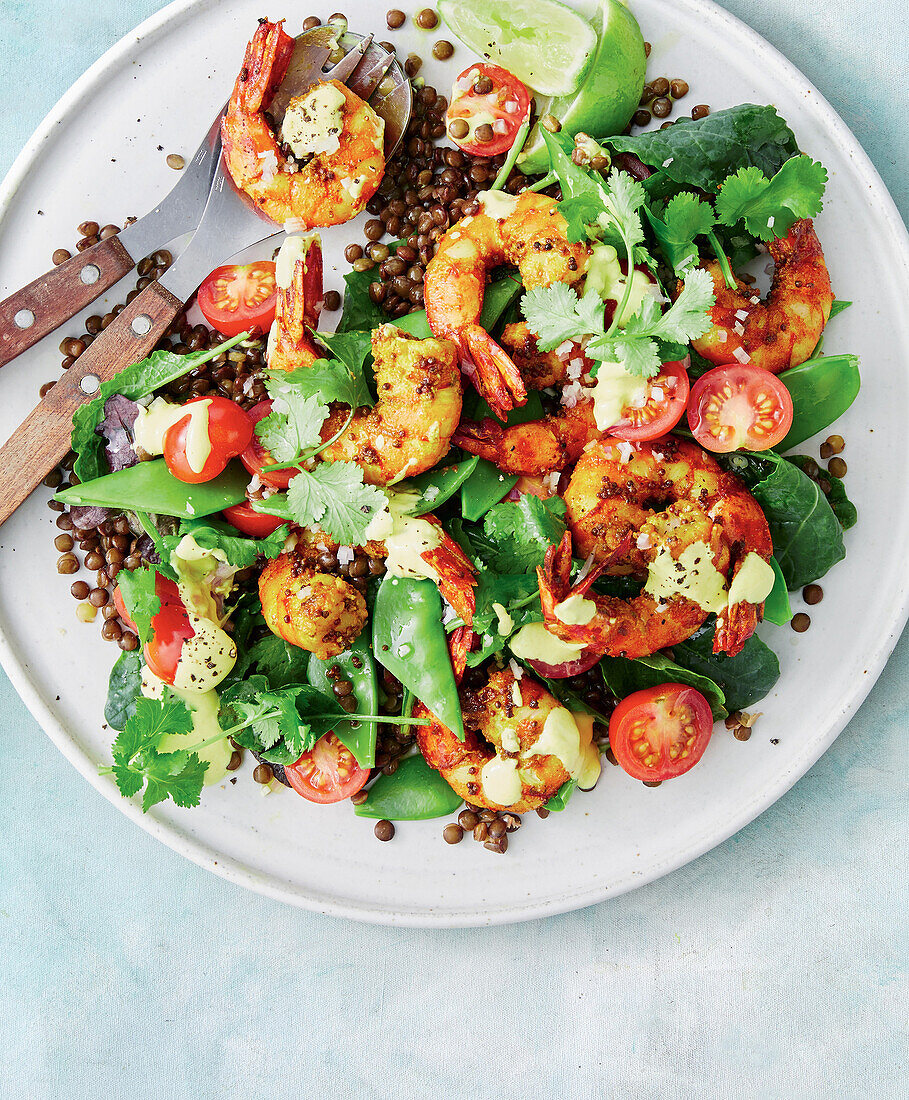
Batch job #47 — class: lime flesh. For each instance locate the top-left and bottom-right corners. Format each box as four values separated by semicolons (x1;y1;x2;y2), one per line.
437;0;598;98
518;0;647;175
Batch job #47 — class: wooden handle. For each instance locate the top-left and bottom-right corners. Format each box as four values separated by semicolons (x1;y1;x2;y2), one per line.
0;280;185;527
0;236;137;368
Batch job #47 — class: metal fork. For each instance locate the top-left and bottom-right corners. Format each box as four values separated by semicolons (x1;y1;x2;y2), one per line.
0;113;221;369
0;28;412;527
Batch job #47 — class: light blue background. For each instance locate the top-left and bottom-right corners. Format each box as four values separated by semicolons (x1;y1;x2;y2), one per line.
1;2;906;1097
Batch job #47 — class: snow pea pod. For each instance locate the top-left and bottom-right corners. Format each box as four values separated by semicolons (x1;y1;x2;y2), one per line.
353;753;462;820
405;457;479;515
55;458;248;519
372;575;464;741
779;354;860;450
306;634;379;768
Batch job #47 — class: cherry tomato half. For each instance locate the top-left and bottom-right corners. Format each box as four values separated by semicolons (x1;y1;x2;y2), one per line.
285;733;370;804
609;683;714;782
239;399;295;490
113;574;182;633
222;502;286;538
446;64;531;157
524;647;604;680
608;359;690;441
687;364;794;453
197;261;278;337
144;601;195;686
162;395;254;484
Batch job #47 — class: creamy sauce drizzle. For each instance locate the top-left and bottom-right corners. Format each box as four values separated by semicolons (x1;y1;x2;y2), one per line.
133;397;212;475
554;593;597;626
141;667;232;784
529;707;600;789
508;621;586;663
364;490;441;580
280;83;346;158
728;552;775;606
644;539;728;614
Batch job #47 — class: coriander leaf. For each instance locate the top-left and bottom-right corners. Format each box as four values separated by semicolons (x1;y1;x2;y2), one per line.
609;105;800;194
72;333;248;482
141;751;208;812
603;169;646;249
135;512;179;581
643;267;715;343
481;495;567;572
111;696;193;767
602;335;662;379
521;284;605;351
264;461;386;546
179;518;287;569
645;193;717;275
114;564;160;646
255;388;327;463
112;764;144;799
233;633;310;689
715;155;827;240
311;333;375;406
559;194;609;243
276;353;374;410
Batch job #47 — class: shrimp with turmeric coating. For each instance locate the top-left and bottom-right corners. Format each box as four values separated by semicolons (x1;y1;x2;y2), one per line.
424;190;588;420
259;536;367;660
685;218;833;374
415;664;600;812
222;20;385;227
538;436;774;658
269;236;464;485
259;510;477;659
453;328;601;475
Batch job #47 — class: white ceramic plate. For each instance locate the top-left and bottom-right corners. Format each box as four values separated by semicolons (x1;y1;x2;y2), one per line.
1;0;907;927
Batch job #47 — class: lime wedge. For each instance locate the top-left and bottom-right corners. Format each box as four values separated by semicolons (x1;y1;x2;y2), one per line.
518;0;646;175
437;0;597;98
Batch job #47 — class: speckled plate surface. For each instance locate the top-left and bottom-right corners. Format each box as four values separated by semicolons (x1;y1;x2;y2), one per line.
0;0;907;926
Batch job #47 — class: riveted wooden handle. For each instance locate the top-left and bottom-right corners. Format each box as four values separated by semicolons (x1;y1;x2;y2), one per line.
0;235;138;368
0;280;185;527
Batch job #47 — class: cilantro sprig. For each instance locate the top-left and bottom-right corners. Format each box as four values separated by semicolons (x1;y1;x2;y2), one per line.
102;683;424;811
522;269;715;379
252;461;388;546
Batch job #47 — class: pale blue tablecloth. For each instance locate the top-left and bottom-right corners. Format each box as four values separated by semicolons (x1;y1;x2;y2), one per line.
0;2;906;1097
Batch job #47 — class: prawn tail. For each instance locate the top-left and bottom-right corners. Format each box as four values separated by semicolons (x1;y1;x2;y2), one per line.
713;599;759;658
236;20;295;113
450;417;506;463
448;626;475;684
462;327;527;421
421;518;478;627
272;234;323;369
537;532;576;619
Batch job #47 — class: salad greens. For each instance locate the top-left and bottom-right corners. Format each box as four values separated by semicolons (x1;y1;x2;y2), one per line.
354;754;462;820
71;333;249;483
73;81;857;822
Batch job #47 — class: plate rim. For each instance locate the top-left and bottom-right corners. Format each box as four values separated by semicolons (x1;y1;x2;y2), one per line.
1;0;908;926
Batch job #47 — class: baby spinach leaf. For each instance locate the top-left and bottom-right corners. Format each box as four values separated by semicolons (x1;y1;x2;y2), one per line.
178;518;288;569
353;754;462;820
764;558;793;625
608;105;799;194
788;457;857;531
544;779;577;812
600;653;727;719
779;354;860;450
104;649;144;731
722;452;847;588
671;621;781;713
481;494;567;572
